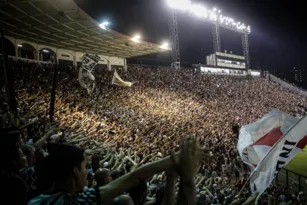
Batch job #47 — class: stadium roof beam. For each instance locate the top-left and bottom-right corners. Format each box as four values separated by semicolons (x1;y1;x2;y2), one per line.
0;11;77;20
0;0;170;58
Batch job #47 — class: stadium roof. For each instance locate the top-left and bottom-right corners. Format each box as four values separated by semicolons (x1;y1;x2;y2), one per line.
0;0;171;58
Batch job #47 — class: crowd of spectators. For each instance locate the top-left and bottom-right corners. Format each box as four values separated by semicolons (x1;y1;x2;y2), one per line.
0;59;307;205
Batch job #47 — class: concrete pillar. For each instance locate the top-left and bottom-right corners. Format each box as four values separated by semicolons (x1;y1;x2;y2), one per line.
35;44;39;60
124;58;127;71
14;39;18;57
73;52;77;67
56;49;59;64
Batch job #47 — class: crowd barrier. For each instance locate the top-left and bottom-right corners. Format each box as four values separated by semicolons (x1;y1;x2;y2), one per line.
270;74;307;97
0;54;53;64
276;168;307;193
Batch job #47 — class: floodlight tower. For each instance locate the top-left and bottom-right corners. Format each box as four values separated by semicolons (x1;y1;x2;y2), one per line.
166;0;251;69
169;9;180;68
213;24;250;69
242;32;250;69
212;23;221;52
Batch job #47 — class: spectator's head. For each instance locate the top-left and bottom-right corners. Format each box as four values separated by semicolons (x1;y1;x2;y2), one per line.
111;169;122;181
0;145;28;172
0;127;23;147
211;171;217;178
128;181;148;205
95;168;112;186
1;102;9;111
298;191;304;201
111;195;134;205
48;144;87;193
21;145;35;167
91;153;102;172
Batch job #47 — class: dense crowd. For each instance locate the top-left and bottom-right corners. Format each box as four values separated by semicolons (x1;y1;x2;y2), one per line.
0;59;307;205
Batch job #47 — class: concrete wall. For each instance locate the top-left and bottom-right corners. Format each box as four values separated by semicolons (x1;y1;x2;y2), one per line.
4;36;126;67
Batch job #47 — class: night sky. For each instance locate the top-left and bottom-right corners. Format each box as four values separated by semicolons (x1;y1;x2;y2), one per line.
75;0;306;75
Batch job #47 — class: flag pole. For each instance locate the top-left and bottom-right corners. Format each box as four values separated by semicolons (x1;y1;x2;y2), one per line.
235;173;252;198
49;62;58;122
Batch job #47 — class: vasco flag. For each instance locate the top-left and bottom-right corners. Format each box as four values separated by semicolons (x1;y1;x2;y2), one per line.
238;110;307;200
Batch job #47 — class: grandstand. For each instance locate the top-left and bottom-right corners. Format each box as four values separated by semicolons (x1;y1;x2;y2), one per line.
1;0;307;204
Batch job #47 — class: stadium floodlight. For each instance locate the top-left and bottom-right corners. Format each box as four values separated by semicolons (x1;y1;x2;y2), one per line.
166;0;190;10
99;21;109;30
160;42;170;50
190;4;208;18
166;0;251;33
131;35;141;43
18;44;23;47
209;11;218;21
42;49;49;53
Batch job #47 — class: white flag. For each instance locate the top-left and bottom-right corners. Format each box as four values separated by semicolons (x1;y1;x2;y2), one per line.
238;110;299;168
111;69;132;87
78;54;101;95
238;111;307;200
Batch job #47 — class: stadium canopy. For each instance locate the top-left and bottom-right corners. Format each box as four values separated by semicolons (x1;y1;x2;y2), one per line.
0;0;170;58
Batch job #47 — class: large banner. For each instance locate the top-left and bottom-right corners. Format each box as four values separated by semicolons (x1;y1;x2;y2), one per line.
238;110;307;200
78;54;101;95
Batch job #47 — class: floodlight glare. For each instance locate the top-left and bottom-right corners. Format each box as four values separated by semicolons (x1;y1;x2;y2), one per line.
190;4;207;18
42;49;49;53
166;0;174;8
209;12;218;21
18;44;23;47
166;0;251;33
219;15;225;23
160;42;170;50
131;35;141;43
99;21;109;30
167;0;191;10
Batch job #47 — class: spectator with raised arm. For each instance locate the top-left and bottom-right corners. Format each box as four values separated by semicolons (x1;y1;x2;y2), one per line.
28;138;207;205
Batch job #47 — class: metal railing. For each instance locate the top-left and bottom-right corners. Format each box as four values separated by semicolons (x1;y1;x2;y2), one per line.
0;54;53;64
275;168;307;193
